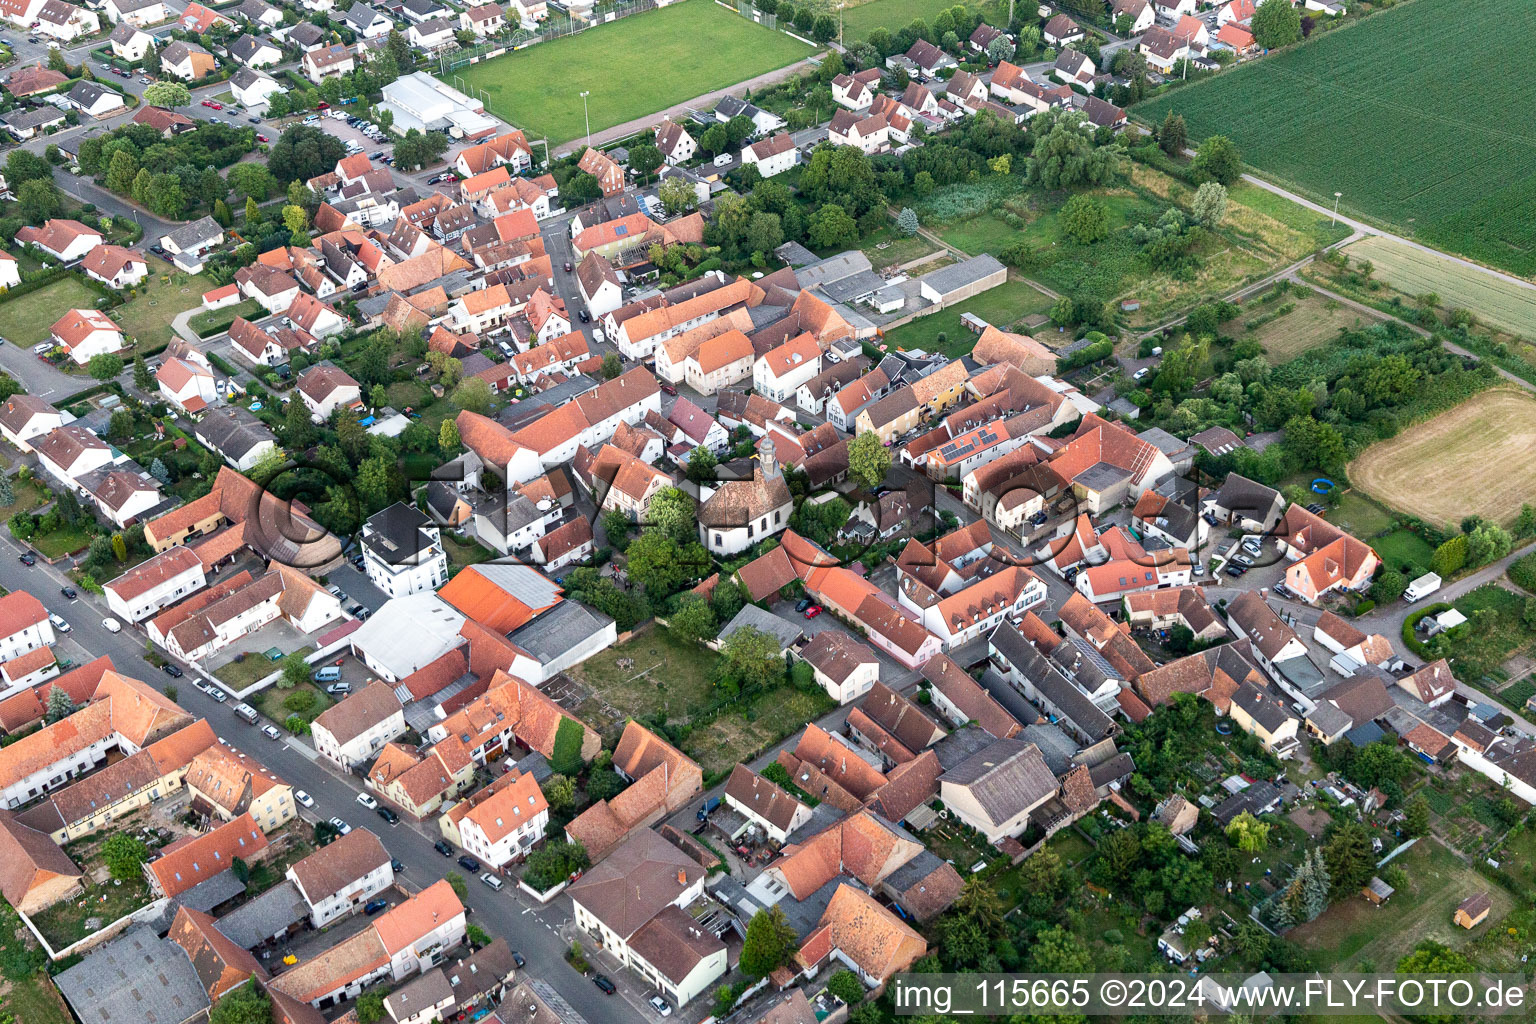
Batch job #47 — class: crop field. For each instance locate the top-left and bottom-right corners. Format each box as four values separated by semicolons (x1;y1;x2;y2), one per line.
836;0;967;41
1349;389;1536;529
1344;235;1536;339
1136;0;1536;276
1246;290;1382;365
455;1;812;145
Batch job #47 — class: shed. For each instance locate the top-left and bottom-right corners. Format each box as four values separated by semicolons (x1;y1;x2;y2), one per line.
1454;891;1491;929
1361;876;1394;905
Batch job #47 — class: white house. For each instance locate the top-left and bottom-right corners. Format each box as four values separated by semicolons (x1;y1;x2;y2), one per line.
753;334;821;403
406;16;454;49
160;40;216;80
310;681;407;770
236;264;301;313
360;502;448;598
103;546;206;623
654;119;696;165
739;133;798;178
0;0;46;29
1112;0;1156;33
302;44;354;82
50;309;123;363
66;81;127;119
723;764;812;844
32;424;113;494
452;770;549;869
576;251;623;319
159;216;224;273
0;251;17;292
0;394;62;453
797;629;880;705
0;591;55;667
80;243;147;288
105;0;170;27
16;218;102;261
297;364;361;422
36;0;98;41
459;2;504;35
287;828;395;927
228;32;282;67
827;109;890;155
230;66;283;108
157;355;219;414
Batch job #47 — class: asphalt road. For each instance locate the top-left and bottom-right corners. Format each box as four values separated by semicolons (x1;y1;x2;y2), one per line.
0;537;645;1024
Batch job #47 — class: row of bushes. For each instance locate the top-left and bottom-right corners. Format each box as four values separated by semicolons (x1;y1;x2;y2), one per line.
1400;601;1451;660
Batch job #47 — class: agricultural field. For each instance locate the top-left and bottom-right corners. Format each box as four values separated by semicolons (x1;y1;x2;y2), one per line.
1244;289;1383;364
455;1;812;145
1349;388;1536;529
836;0;973;41
880;277;1055;357
1136;0;1536;276
1344;235;1536;339
919;163;1340;328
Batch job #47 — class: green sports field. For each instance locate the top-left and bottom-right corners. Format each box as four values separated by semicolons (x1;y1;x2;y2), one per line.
1136;0;1536;276
454;0;812;146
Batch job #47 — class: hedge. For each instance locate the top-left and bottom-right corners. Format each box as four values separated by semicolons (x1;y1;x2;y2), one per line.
1509;552;1536;594
0;266;72;303
1401;601;1451;660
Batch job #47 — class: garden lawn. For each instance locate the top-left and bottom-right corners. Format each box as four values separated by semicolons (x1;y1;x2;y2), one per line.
0;976;72;1024
1288;838;1515;970
880;277;1055;357
1135;0;1536;276
1371;527;1436;574
188;297;263;338
861;226;942;271
1320;490;1395;540
110;258;216;352
254;676;332;727
0;277;102;346
215;649;289;690
456;0;812;145
32;524;91;560
569;624;718;729
28;874;155;949
444;533;493;574
680;685;833;780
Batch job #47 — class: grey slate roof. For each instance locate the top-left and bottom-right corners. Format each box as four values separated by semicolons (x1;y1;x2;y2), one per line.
941;737;1056;823
506;599;615;662
361;501;435;565
1019;722;1078;775
55;925;211;1024
69;80;121;110
213;878;308;948
3;106;64;130
194;406;275;462
717;603;805;651
989;622;1116;742
164;215;222;251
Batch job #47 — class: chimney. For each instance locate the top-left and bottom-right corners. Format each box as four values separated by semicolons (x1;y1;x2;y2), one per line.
677;868;686;885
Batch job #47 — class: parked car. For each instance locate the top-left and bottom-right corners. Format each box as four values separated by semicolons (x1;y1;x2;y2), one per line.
578;309;591;323
17;553;33;565
102;617;121;633
659;383;677;395
480;872;503;891
295;790;315;808
262;725;281;740
326;682;352;696
795;598;812;613
376;806;399;825
256;134;269;143
1225;565;1247;578
511;951;526;968
562;261;572;272
162;663;183;677
363;899;388;915
391;858;404;871
59;586;76;599
206;686;227;703
648;996;672;1017
329;817;352;834
1272;581;1293;599
356;793;379;810
457;855;480;871
804;605;823;619
48;613;70;633
434;839;454;856
593;976;616;995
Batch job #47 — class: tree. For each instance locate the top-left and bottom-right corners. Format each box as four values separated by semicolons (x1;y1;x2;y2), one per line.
600;352;623;379
685;444;717;484
1431;534;1468;577
1193;135;1242;186
445;871;468;899
106;149;139;195
279;652;309;690
896;207;919;236
1404;795;1430;838
1159;109;1187;155
1250;0;1302;49
955;877;1005;935
658;174;696;215
0;474;14;508
209;985;271;1024
16;178;61;223
741;906;798;978
847;430;891;489
438;417;460;452
87;353;124;380
45;686;76;723
647;486;695;543
1225;811;1271;852
719;625;785;692
1370;569;1406;603
986;33;1013;63
1322;821;1374;899
826;970;865;1006
452;377;493;415
393;128;450;171
46;45;66;74
355;991;386;1024
542;773;576;813
101;834;150;881
144;81;191;107
628;142;663;181
268;124;346;184
669;593;718;643
626;531;703;597
1024;109;1126;189
132;352;152;391
1190;181;1228;228
808;203;858;249
1466;521;1512;567
1060;194;1110;244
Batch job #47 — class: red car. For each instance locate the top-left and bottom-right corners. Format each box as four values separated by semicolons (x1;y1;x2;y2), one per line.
317;101;330;109
201;99;220;109
256;134;269;142
803;605;823;619
659;383;676;395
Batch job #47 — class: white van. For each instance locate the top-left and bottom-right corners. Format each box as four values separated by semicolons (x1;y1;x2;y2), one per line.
480;872;504;891
233;703;259;724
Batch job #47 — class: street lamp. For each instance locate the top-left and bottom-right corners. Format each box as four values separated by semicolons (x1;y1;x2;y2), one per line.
1332;191;1342;226
580;90;591;149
